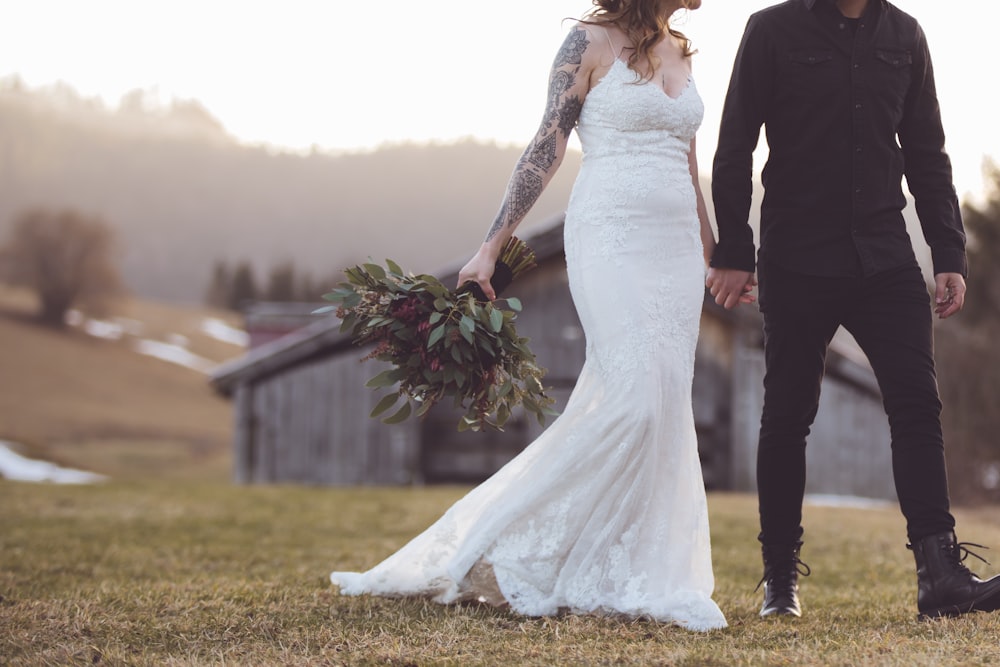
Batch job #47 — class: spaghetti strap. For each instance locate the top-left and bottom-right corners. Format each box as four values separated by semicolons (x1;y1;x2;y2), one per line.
600;25;617;58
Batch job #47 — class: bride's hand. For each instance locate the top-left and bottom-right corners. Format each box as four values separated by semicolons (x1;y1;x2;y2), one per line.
457;247;498;301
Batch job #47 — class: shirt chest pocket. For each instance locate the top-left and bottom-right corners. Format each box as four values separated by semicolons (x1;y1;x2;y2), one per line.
872;48;912;106
781;49;838;101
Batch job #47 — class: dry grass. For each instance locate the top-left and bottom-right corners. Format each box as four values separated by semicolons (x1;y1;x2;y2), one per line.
0;286;240;481
3;483;1000;666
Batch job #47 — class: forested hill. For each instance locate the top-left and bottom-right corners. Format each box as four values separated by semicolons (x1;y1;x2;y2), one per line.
0;79;581;302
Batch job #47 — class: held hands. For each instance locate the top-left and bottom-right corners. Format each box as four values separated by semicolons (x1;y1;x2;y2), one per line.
457;245;499;301
934;272;966;319
706;268;757;309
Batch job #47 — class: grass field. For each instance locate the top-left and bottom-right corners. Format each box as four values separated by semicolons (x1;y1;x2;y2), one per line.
4;287;1000;665
3;482;1000;666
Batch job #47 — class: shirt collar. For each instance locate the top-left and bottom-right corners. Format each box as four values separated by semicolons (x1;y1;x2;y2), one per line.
803;0;882;13
803;0;842;8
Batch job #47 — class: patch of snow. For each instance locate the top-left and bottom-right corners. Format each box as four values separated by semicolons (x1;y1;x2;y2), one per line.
114;317;144;336
133;339;216;374
0;441;106;484
83;318;124;340
804;494;894;510
200;317;249;347
167;333;190;348
67;311;140;340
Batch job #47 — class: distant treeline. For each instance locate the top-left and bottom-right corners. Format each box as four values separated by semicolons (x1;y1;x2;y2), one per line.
0;76;580;303
204;258;340;310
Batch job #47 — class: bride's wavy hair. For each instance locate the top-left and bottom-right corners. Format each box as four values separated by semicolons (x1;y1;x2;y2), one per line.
581;0;696;80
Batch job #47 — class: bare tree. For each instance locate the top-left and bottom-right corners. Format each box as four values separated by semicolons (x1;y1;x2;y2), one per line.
2;208;123;327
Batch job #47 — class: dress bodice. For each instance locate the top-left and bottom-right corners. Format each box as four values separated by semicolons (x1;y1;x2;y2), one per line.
576;58;704;166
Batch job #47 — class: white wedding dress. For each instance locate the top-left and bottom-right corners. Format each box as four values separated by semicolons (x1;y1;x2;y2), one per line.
330;57;727;631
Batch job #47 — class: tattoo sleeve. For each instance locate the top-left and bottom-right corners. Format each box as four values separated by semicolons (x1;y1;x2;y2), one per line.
484;27;590;243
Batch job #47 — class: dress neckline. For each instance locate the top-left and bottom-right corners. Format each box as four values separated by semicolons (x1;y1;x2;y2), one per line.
592;59;694;102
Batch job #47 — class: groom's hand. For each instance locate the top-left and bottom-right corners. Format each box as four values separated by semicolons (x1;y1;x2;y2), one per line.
706;268;756;310
934;272;966;319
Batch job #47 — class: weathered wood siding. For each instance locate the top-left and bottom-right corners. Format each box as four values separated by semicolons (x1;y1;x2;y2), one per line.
234;354;420;485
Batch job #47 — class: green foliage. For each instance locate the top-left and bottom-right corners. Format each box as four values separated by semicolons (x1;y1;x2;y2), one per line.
322;238;557;431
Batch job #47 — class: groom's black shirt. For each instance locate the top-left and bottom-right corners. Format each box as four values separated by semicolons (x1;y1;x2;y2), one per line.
711;0;967;278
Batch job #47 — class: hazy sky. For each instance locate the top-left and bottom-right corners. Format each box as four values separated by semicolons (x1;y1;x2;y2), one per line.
1;1;995;200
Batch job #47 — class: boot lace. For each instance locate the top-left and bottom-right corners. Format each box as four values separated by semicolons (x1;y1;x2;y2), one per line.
755;555;812;593
945;540;991;574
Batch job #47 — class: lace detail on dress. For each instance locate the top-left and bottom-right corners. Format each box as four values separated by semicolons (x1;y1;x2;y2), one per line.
329;46;726;632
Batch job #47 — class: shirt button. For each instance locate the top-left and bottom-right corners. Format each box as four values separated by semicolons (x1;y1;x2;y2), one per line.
855;145;863;153
855;103;863;110
855;188;863;195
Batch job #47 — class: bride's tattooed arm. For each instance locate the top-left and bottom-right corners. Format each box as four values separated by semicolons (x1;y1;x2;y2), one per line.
485;27;593;243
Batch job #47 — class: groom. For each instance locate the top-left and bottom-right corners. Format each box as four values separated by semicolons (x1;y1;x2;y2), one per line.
707;0;1000;619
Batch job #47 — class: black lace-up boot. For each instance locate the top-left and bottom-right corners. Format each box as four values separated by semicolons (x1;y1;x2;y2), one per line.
757;541;811;618
908;531;1000;619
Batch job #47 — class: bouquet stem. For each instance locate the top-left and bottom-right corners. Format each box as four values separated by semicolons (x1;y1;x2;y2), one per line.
458;236;536;301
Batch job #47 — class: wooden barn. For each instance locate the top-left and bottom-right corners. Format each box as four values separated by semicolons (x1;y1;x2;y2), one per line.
210;215;895;500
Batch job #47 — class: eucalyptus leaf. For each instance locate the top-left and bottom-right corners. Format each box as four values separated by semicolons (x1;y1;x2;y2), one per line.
459;325;474;345
365;369;400;388
488;308;504;333
498;379;513;398
415;398;436;417
385;258;403;275
427;323;446;348
369;392;400;418
424;283;448;299
382;401;412;424
506;297;522;312
363;263;387;279
497;403;511;428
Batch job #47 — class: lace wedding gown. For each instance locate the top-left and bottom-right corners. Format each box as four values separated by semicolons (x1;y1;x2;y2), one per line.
330;57;727;631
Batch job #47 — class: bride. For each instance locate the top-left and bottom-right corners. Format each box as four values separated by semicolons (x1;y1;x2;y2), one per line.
330;0;745;631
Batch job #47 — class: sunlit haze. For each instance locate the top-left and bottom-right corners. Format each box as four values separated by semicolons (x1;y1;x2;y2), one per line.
1;0;995;199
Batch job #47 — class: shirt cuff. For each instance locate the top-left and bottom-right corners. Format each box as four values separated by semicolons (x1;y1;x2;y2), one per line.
930;247;968;278
710;242;757;273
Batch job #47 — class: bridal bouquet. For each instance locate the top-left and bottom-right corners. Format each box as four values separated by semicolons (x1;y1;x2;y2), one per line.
319;237;556;432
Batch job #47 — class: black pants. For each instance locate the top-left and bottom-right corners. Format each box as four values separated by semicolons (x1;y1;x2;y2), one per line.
755;259;955;545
